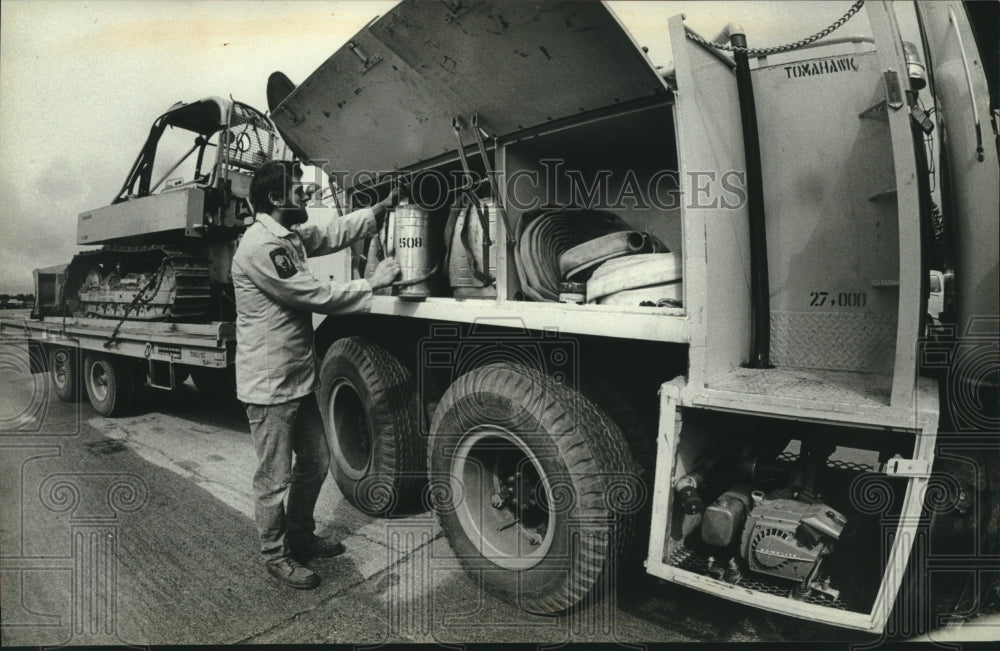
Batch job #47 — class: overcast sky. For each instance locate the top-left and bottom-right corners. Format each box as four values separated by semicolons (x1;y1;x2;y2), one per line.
0;0;877;294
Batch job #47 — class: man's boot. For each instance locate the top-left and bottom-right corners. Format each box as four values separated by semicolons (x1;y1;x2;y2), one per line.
265;556;320;589
288;533;346;561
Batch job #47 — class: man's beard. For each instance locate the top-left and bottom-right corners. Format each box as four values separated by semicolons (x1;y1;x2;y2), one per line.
281;207;309;225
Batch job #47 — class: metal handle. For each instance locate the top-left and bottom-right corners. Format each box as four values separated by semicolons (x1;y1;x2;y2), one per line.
391;261;441;288
949;7;985;162
451;116;489;243
451;117;476;190
470;114;515;245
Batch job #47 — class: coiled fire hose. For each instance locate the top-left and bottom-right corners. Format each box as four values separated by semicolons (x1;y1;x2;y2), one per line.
514;209;631;301
586;253;683;305
558;230;662;280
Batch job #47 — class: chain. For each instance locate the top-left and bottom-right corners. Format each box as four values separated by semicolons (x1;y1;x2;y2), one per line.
103;257;171;348
685;0;865;56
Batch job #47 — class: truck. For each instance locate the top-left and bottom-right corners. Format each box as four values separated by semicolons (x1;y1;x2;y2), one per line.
2;0;996;636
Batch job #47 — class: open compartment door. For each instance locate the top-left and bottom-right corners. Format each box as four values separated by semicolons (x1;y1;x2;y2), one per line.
865;1;926;409
667;14;751;388
914;1;1000;341
749;5;917;395
270;0;668;176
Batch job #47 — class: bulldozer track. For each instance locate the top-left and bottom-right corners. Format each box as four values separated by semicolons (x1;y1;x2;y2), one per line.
66;246;211;321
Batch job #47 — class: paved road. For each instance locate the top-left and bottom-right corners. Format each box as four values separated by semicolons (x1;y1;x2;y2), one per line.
1;339;994;645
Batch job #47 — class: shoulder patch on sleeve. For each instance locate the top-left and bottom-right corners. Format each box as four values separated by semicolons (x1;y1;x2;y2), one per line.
268;247;297;279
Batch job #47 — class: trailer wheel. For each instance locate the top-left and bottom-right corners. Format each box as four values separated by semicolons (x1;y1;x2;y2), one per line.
318;336;424;516
83;353;135;416
428;362;639;614
49;346;83;402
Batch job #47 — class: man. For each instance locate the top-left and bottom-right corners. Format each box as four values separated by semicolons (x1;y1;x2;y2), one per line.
232;159;400;589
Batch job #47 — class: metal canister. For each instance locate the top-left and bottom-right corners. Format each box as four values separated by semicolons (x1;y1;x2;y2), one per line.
449;198;498;298
393;200;435;297
558;282;586;304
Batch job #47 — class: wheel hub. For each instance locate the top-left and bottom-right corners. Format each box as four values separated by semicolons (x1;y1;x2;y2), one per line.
53;350;69;387
328;379;372;480
451;427;555;570
89;362;109;402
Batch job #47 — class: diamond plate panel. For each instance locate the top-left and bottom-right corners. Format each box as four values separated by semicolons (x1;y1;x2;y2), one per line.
770;311;896;373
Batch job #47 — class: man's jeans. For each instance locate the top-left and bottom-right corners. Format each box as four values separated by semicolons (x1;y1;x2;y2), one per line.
245;394;330;562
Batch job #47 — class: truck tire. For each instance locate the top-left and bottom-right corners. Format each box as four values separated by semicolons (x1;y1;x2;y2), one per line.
190;367;236;399
318;336;424;516
428;362;640;614
892;449;1000;635
581;370;655;564
581;371;655;485
48;346;83;402
83;353;135;416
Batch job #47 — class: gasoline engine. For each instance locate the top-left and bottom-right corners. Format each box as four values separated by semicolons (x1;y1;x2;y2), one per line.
677;439;848;601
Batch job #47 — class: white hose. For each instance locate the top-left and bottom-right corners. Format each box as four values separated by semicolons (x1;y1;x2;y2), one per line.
587;253;683;303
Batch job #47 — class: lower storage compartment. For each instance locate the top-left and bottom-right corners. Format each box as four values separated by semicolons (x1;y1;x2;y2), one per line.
646;398;939;632
664;450;890;616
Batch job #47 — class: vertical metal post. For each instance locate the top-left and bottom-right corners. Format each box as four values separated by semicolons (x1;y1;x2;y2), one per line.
730;26;772;369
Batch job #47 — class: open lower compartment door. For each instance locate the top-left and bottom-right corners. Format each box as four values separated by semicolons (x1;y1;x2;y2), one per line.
270;0;668;176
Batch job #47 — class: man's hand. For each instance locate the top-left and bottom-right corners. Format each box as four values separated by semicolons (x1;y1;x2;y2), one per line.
369;258;401;290
386;183;403;206
373;182;406;224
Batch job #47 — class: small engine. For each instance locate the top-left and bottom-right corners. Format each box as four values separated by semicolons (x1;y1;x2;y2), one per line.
740;497;846;587
699;485;846;599
686;437;850;600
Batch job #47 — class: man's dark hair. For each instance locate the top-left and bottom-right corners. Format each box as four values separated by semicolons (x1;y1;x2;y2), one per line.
250;160;302;214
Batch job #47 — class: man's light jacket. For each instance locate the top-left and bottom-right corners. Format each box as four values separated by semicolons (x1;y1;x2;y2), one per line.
232;208;376;405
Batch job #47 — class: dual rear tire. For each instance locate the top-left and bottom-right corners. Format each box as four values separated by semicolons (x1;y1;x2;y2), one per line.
318;335;646;613
47;346;135;416
82;352;136;416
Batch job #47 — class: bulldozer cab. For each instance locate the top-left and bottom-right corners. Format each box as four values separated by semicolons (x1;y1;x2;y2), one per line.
114;97;278;203
68;97;280;322
78;97;278;247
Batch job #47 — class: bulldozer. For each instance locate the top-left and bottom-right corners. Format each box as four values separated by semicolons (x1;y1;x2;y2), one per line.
53;97;280;323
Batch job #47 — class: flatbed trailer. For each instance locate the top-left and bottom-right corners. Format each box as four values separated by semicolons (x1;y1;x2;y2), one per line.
0;314;234;415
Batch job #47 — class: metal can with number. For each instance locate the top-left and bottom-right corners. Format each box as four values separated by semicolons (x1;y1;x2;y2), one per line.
393;201;434;297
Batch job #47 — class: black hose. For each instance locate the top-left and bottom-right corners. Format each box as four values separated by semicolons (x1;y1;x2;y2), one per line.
732;30;773;369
